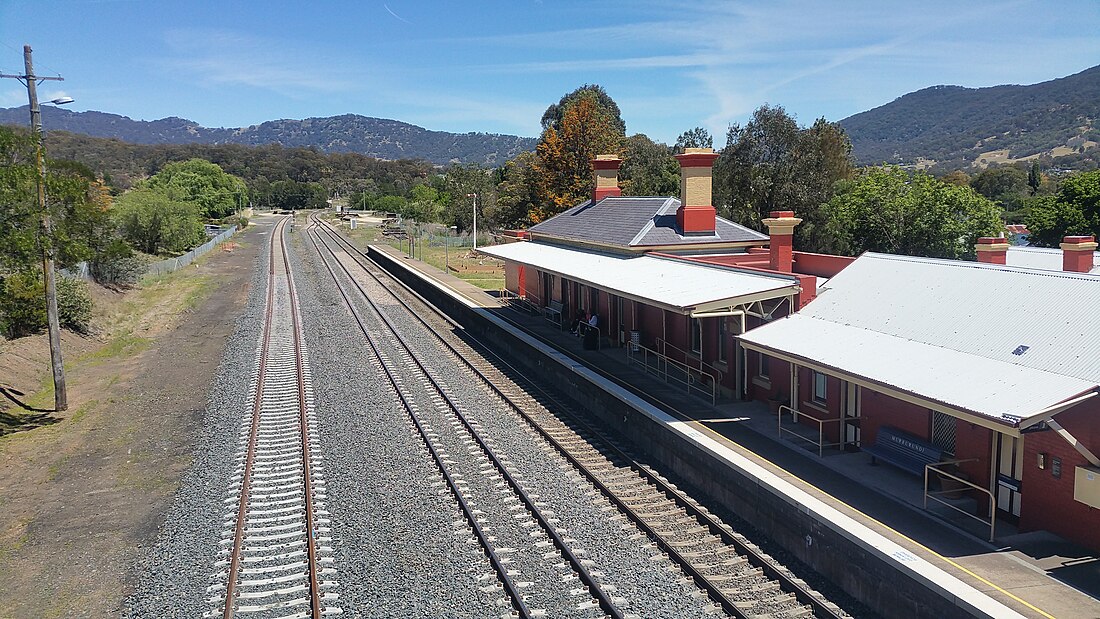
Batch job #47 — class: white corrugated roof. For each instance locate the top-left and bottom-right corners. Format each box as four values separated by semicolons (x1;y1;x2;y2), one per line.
1006;246;1100;275
741;252;1100;423
479;241;799;314
741;315;1096;423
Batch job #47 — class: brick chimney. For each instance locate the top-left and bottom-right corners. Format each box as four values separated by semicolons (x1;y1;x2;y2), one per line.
1061;235;1098;273
592;154;622;202
975;236;1009;265
762;211;802;273
674;148;720;235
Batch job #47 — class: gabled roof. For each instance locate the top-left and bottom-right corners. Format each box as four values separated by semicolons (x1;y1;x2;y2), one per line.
478;241;799;315
740;253;1100;427
528;196;768;249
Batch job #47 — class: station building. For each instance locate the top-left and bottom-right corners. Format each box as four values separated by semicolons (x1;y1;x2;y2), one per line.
480;152;1100;552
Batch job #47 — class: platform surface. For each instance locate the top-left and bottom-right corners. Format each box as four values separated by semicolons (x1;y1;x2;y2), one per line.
378;243;1100;619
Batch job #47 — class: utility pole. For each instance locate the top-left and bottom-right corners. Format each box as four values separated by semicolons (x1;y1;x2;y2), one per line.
1;45;67;411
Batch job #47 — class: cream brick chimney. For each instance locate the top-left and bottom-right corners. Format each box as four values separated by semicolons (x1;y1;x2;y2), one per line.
674;148;720;235
592;154;622;202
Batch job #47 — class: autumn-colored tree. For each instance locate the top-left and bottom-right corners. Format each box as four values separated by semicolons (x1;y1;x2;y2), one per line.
528;86;626;222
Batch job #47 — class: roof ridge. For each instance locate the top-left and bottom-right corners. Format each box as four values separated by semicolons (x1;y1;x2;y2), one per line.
863;252;1100;281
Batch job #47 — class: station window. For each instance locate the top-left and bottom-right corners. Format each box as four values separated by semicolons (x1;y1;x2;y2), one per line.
690;318;702;355
812;371;827;404
758;353;770;379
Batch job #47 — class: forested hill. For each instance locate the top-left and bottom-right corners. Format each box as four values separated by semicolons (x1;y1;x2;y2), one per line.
0;107;536;166
840;64;1100;171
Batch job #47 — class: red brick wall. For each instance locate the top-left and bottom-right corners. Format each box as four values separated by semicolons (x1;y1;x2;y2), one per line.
954;422;993;512
861;390;931;446
1020;400;1100;552
795;367;843;442
504;263;520;295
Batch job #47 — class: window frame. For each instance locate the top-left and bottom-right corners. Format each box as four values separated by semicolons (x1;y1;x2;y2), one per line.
812;370;828;404
690;318;702;355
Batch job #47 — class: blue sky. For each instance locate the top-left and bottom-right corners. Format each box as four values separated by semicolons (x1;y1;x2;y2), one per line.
2;1;1099;146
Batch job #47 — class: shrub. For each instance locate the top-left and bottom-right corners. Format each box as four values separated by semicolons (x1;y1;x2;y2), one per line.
0;272;93;338
91;239;146;289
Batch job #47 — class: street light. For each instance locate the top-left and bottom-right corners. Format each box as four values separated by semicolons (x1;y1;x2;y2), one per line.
466;193;478;250
1;45;71;411
446;225;457;272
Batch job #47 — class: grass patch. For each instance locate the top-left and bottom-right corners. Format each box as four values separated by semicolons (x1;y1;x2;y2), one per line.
80;332;150;366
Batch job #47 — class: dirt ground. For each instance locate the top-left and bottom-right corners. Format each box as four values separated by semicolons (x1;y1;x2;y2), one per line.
0;221;267;618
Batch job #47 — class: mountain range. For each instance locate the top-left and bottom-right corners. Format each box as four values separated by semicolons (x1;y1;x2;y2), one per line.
840;64;1100;171
0;108;536;166
4;63;1099;171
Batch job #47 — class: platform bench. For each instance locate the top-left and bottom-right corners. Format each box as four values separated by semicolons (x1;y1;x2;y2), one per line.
864;426;943;476
544;300;564;327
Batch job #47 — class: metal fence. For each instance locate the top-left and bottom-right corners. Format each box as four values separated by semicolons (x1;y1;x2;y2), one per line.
146;226;238;277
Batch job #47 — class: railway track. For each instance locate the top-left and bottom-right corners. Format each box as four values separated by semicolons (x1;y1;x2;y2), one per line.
206;216;340;619
311;213;848;619
305;219;624;619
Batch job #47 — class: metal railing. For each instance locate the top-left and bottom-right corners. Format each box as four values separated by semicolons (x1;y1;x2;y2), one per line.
924;459;997;542
498;289;540;314
576;321;603;351
776;405;846;457
656;338;726;386
628;341;719;404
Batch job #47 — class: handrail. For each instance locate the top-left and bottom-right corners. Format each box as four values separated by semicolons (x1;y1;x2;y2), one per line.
576;321;603;351
656;337;724;384
627;340;718;404
776;405;846;457
924;459;997;542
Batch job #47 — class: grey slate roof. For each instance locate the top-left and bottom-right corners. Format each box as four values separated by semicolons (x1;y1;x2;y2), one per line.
528;197;768;249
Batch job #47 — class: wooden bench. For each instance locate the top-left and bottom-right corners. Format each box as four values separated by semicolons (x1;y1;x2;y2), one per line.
864;426;944;476
544;300;564;327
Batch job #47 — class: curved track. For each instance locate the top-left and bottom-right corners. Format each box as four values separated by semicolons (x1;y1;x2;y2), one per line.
206;216;340;619
311;213;848;619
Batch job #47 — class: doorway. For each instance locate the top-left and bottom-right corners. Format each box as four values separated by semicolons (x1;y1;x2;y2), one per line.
995;433;1023;523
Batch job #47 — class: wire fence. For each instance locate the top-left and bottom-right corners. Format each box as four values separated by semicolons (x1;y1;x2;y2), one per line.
146;226;238;277
59;226;239;281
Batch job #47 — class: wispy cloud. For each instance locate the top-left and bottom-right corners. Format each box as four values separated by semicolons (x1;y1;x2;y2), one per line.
383;4;412;25
158;29;360;96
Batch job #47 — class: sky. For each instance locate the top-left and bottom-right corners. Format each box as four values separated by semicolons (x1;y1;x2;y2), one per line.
2;0;1099;146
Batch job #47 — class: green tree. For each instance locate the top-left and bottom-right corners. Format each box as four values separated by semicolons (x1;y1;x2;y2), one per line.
1028;161;1042;194
620;134;679;197
1024;169;1100;246
439;164;494;232
113;187;205;255
493;152;540;229
714;105;853;252
146;158;248;219
823;166;1003;259
0;126;119;273
267;180;327;211
674;127;713;151
969;166;1028;212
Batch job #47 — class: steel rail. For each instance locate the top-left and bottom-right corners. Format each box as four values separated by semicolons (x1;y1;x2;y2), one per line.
307;222;625;619
303;221;535;619
313;214;845;619
281;220;325;619
222;216;324;618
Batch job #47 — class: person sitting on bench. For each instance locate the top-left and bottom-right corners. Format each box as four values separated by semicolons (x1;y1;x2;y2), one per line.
569;309;586;335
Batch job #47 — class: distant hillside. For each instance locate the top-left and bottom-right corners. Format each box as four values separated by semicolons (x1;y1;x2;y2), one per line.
0;108;536;166
840;65;1100;171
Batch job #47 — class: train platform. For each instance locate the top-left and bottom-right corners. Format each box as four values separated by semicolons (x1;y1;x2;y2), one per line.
373;244;1100;619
